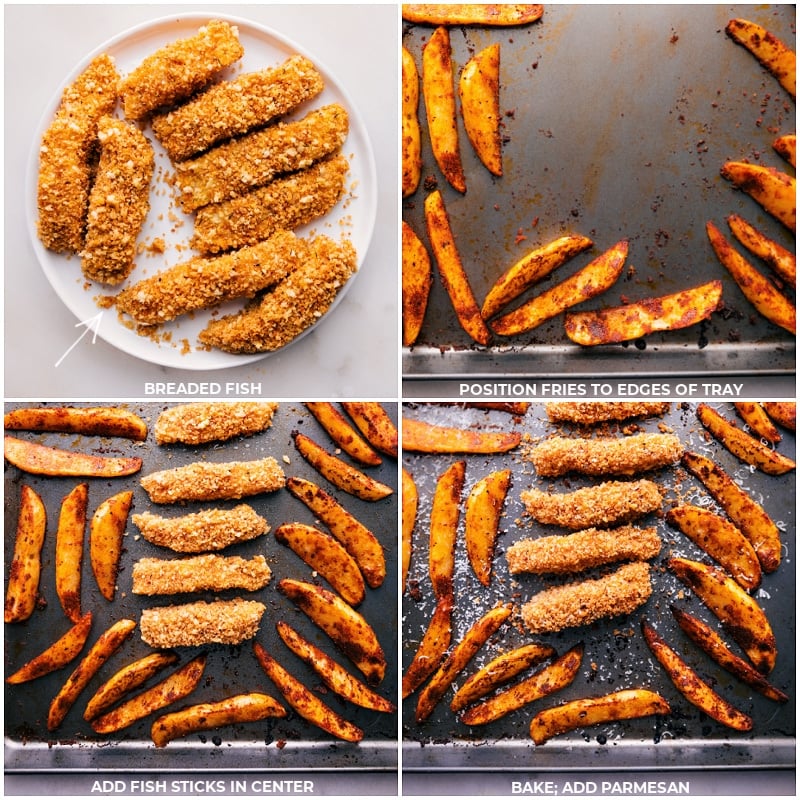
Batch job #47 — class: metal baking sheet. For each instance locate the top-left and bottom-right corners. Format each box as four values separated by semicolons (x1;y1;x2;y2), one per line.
401;401;795;770
4;401;397;772
402;5;796;379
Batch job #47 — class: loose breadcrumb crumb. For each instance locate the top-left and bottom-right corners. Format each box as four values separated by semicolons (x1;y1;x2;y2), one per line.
154;401;278;444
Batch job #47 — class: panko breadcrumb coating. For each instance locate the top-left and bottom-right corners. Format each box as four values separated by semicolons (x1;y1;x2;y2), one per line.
132;554;271;595
154;401;278;445
529;433;684;477
151;55;325;162
81;116;154;284
140;598;265;647
132;504;268;552
37;54;119;253
520;561;653;633
174;104;349;212
521;479;662;530
545;402;671;425
191;154;349;254
119;19;244;119
115;231;308;324
140;457;285;504
507;525;661;575
199;235;357;353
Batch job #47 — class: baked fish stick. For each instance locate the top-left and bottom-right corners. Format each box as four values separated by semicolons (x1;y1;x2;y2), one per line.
544;402;670;425
154;402;278;445
132;554;271;595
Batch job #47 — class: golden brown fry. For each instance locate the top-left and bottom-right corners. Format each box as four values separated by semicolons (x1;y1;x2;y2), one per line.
641;619;752;731
459;43;502;176
4;406;147;440
402;220;433;347
55;483;88;622
564;280;723;345
340;402;399;458
530;688;671;745
726;18;795;98
402;417;521;453
4;435;142;477
403;4;544;26
401;468;419;592
465;469;511;586
6;612;92;684
720;161;796;232
762;401;796;431
90;490;133;602
402;47;422;197
5;485;47;623
305;402;382;466
727;213;796;287
428;460;465;601
734;401;782;443
773;133;796;167
402;596;453;698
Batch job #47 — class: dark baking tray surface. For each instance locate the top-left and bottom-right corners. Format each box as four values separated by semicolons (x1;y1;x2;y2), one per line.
402;5;795;379
401;402;795;770
4;402;397;772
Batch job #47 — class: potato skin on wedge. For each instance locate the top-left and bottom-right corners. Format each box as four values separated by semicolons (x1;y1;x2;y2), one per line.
727;214;795;288
403;4;544;27
402;596;453;698
5;485;47;624
90;490;134;602
3;406;147;440
720;161;796;232
402;417;521;454
726;18;796;98
4;435;142;477
465;469;511;586
459;43;502;176
402;220;433;347
402;46;422;197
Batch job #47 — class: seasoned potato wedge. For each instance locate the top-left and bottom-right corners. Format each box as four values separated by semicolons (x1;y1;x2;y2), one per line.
726;18;796;97
305;402;381;466
402;417;521;453
402;220;433;347
727;213;796;287
459;43;502;176
55;483;88;623
341;402;399;458
402;46;422;197
720;161;796;232
403;4;544;26
564;280;722;345
530;688;671;745
762;401;796;431
402;596;453;698
642;619;752;731
428;460;465;601
152;692;287;747
3;406;147;440
491;239;626;335
5;485;47;623
4;435;142;477
773;133;796;167
90;490;133;602
401;467;419;592
734;401;782;443
464;469;511;586
481;234;593;321
668;556;777;674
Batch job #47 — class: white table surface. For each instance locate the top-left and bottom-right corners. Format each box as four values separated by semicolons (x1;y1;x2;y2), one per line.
4;4;399;400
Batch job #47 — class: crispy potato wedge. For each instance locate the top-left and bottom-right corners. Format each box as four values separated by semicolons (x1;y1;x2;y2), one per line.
277;578;386;684
641;619;752;731
90;490;133;601
565;280;723;345
492;239;626;335
253;643;363;742
422;26;466;193
727;213;796;287
84;650;179;721
5;485;47;624
401;467;419;592
460;643;583;725
451;642;555;712
425;189;491;344
670;606;789;703
305;402;381;466
682;450;782;573
666;504;761;591
773;133;796;167
428;460;466;601
48;618;136;730
416;604;512;722
461;402;531;414
3;406;147;440
402;220;433;347
4;435;142;477
402;46;422;197
341;402;399;458
91;654;207;734
402;596;453;698
762;401;796;431
277;621;395;713
530;688;671;745
292;431;393;502
720;161;796;232
465;468;511;586
697;402;796;475
152;691;287;747
7;612;93;684
734;401;782;443
402;417;521;453
706;221;795;334
403;4;544;26
459;42;502;176
726;18;795;98
55;483;88;623
285;477;385;588
481;234;594;321
275;522;366;606
668;556;777;673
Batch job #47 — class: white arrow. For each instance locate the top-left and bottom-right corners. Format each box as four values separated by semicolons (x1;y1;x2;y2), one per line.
55;310;104;368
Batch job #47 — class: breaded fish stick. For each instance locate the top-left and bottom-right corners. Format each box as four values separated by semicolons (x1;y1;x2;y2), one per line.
154;402;278;445
131;504;268;552
115;231;308;324
119;19;243;119
140;598;266;648
140;457;285;504
192;155;349;254
507;525;661;575
529;433;683;477
175;104;349;212
545;402;671;425
37;54;119;252
521;479;662;530
199;236;357;354
152;55;325;162
132;554;271;595
81;117;154;284
520;561;653;634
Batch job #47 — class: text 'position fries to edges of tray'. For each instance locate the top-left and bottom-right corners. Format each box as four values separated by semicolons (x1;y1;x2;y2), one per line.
400;401;794;746
4;402;398;750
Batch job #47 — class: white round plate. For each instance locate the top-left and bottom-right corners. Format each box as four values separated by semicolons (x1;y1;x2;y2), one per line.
27;14;377;371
